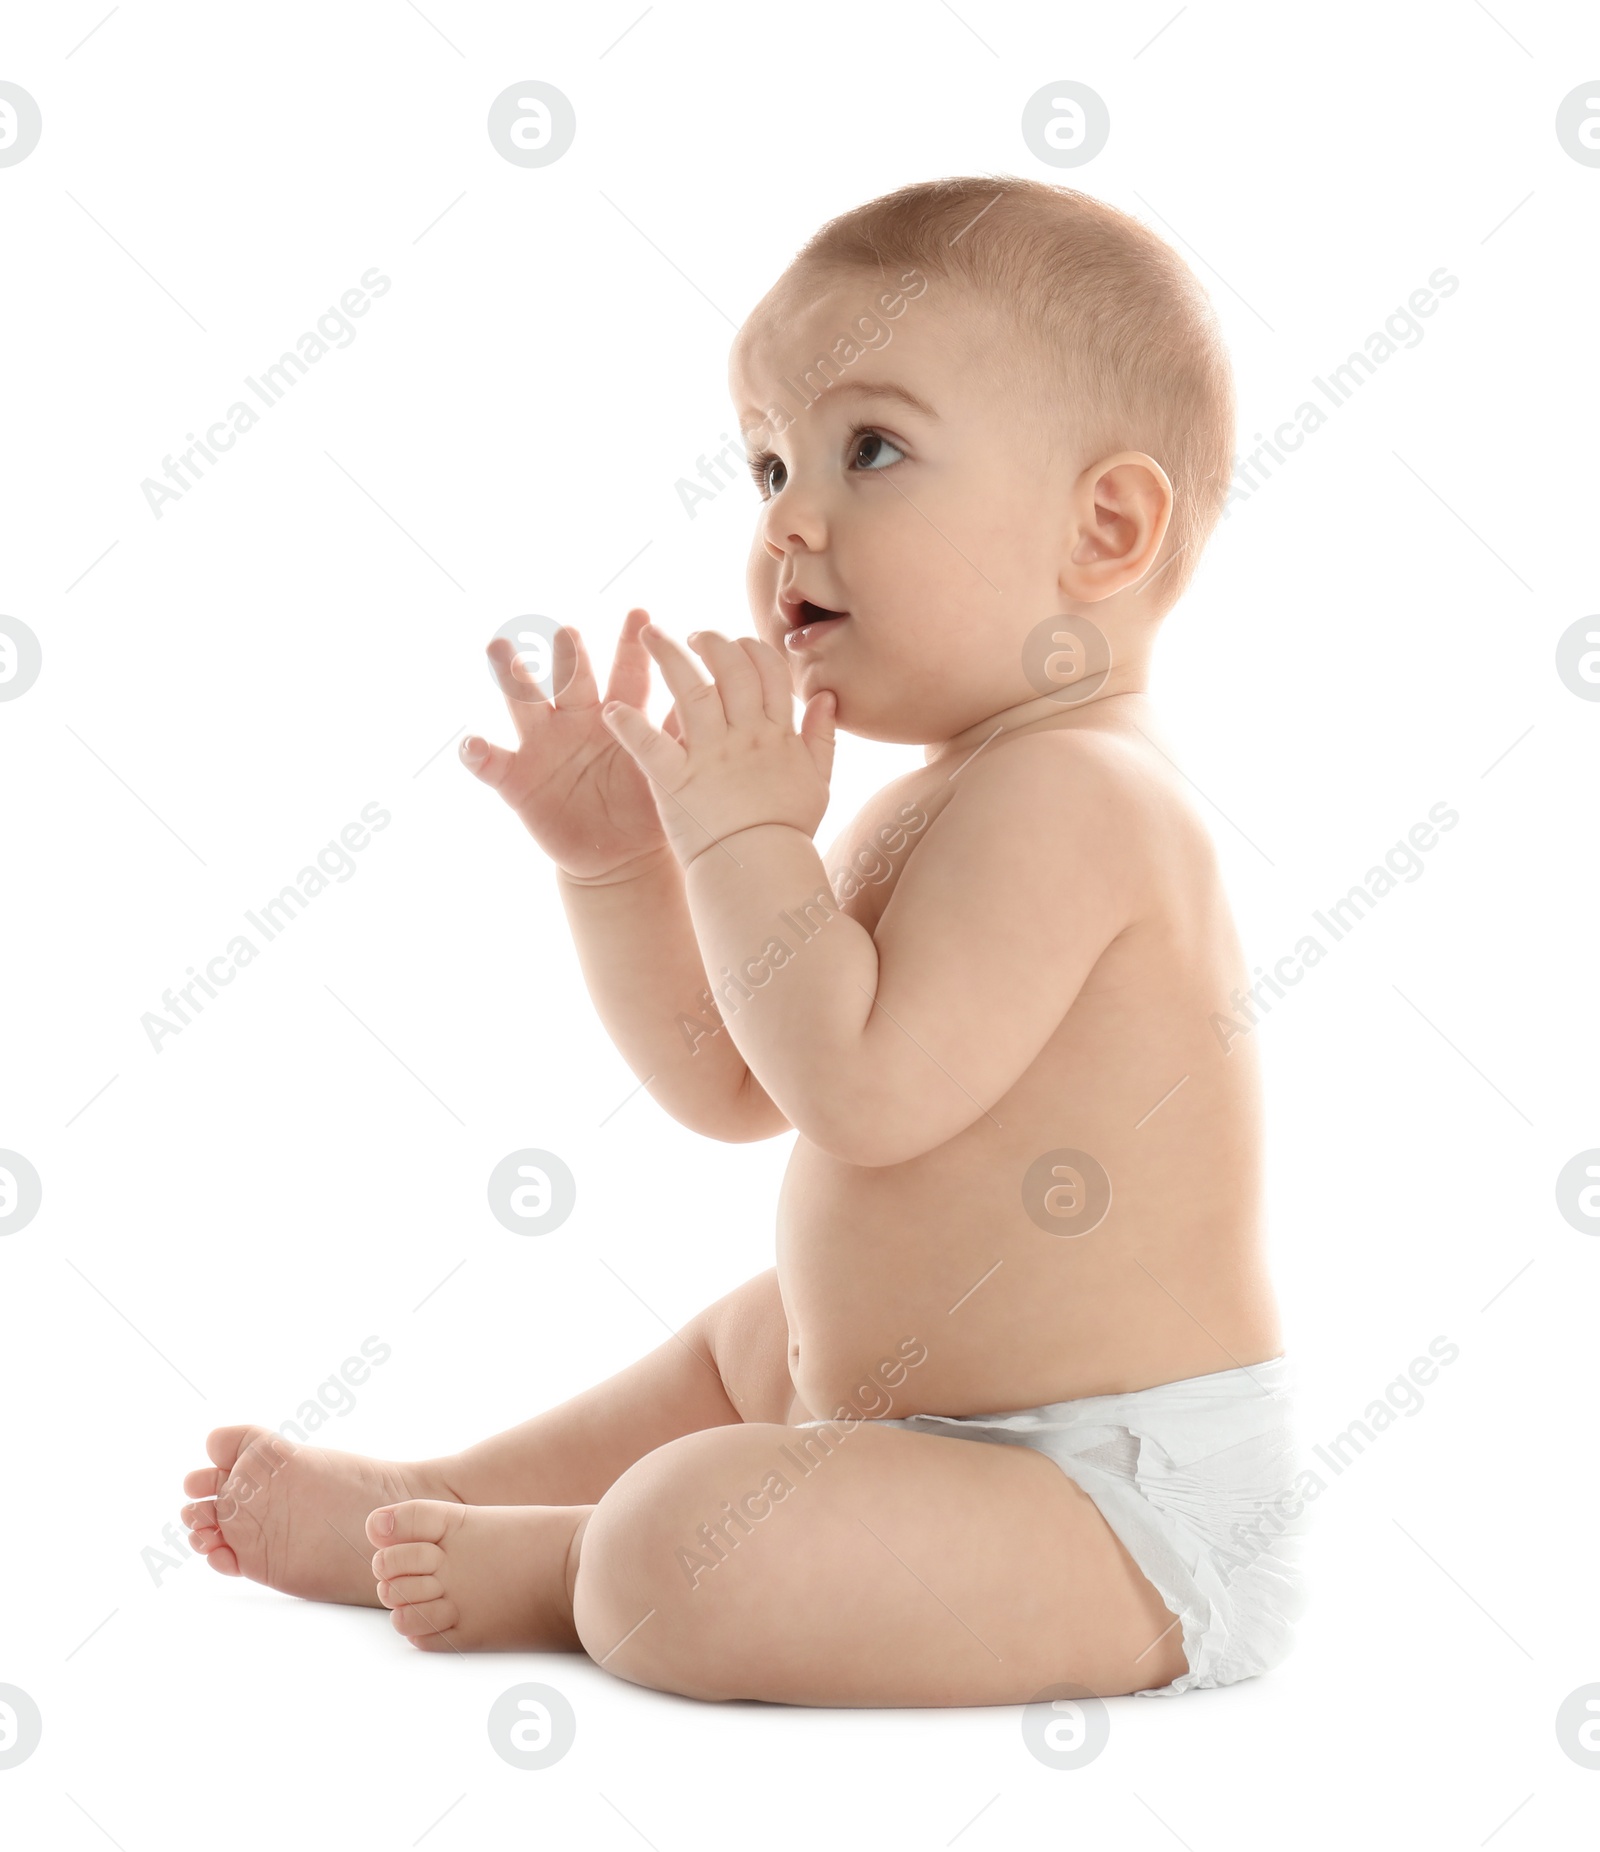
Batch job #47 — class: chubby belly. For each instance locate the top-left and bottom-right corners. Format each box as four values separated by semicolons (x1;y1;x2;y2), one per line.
775;1128;1119;1420
774;1013;1277;1420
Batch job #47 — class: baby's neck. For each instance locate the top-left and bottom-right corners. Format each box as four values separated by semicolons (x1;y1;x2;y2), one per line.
924;685;1150;768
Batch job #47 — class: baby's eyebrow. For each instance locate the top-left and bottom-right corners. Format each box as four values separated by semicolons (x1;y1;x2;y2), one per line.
830;380;939;420
737;379;940;427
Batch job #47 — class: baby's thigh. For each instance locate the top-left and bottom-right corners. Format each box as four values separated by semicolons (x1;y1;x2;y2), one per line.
572;1420;1184;1706
690;1266;801;1426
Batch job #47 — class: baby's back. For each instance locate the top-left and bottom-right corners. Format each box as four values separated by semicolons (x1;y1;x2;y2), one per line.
777;700;1283;1422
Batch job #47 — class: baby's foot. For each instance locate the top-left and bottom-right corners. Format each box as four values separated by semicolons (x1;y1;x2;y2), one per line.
181;1424;460;1606
365;1499;587;1652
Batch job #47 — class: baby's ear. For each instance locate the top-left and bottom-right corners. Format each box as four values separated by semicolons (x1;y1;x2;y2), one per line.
1061;452;1173;602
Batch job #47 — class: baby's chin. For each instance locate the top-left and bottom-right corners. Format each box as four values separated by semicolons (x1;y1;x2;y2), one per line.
810;686;934;747
773;630;939;743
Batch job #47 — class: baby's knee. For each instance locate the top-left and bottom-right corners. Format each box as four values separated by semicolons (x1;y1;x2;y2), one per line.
570;1432;766;1701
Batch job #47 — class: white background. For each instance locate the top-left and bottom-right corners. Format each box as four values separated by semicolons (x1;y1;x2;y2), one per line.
2;1;1597;1845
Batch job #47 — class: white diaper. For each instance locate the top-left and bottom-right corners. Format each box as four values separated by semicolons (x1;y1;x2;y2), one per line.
877;1355;1309;1695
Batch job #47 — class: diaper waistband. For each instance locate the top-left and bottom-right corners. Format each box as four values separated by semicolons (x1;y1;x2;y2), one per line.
889;1355;1297;1472
908;1354;1292;1427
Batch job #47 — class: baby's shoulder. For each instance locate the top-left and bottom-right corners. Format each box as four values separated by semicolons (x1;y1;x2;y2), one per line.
957;722;1173;824
948;723;1214;881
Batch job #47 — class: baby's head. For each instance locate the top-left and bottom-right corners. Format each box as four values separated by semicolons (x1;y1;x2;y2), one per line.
728;176;1235;747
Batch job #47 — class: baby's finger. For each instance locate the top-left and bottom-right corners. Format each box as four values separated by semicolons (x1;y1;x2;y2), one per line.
601;698;689;791
639;625;725;749
740;635;796;727
458;733;519;790
602;607;656;714
799;689;838;787
485;627;586;733
484;637;544;737
688;630;764;727
547;623;599;711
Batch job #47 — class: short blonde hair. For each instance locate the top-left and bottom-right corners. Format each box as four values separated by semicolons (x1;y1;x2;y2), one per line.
776;174;1236;614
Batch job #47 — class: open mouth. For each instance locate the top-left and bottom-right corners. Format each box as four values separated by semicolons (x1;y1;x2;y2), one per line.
781;598;849;652
780;591;849;629
777;589;849;652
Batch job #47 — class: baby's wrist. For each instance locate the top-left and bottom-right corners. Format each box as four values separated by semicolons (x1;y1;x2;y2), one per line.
681;820;811;872
557;843;678;890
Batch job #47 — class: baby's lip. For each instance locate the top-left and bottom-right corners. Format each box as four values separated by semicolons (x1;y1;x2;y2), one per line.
778;589;849;629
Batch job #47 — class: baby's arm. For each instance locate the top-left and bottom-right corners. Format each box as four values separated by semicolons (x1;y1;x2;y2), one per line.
682;730;1138;1166
461;610;789;1143
557;847;791;1141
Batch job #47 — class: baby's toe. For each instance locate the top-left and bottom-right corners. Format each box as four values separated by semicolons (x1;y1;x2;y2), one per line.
370;1540;443;1583
189;1528;240;1575
204;1425;255;1473
390;1595;458;1645
183;1467;222;1499
182;1499;217;1530
376;1573;444;1610
366;1499;458;1549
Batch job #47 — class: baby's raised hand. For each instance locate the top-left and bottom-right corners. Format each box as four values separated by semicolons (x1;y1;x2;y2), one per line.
600;626;835;871
460;608;685;882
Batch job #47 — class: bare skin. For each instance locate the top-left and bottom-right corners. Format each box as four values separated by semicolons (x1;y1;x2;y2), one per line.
182;264;1268;1704
186;1271;1186;1692
181;1427;455;1604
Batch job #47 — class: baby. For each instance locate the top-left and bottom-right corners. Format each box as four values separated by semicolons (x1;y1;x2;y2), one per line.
180;176;1306;1705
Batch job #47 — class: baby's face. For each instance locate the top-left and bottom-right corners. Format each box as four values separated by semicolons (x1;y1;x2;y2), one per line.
729;274;1083;745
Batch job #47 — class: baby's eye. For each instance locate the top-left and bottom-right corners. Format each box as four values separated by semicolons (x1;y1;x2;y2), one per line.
750;454;786;499
851;430;904;472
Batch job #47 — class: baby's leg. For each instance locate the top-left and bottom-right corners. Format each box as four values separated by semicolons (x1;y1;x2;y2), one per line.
441;1266;796;1505
181;1269;795;1608
365;1417;1188;1697
580;1422;1188;1702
